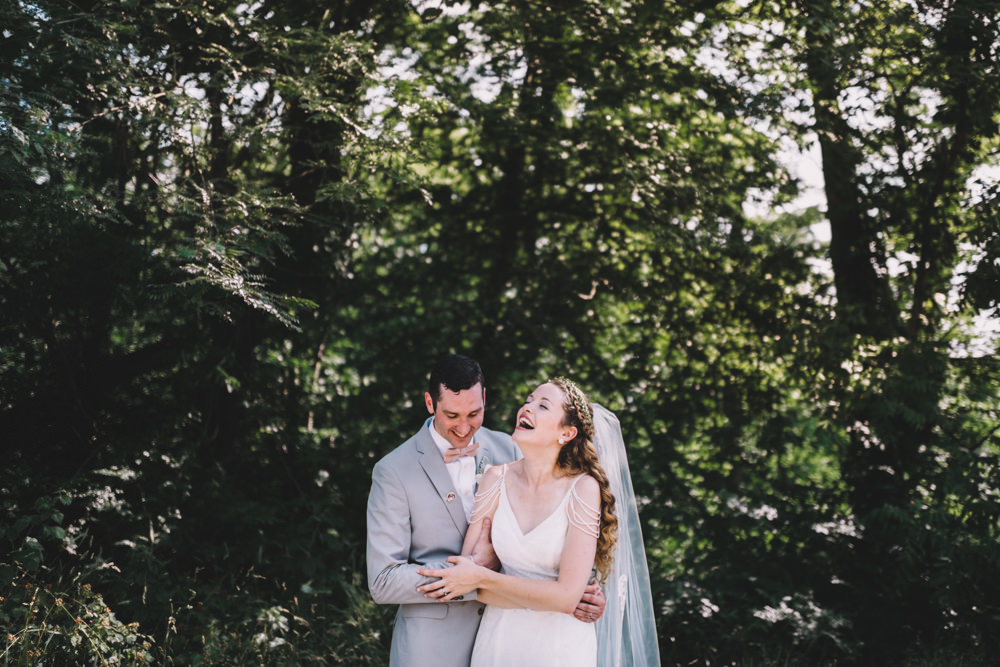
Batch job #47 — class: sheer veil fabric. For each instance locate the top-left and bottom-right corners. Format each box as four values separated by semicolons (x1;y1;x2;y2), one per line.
592;404;661;667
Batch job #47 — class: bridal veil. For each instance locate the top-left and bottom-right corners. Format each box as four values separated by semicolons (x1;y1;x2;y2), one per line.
592;404;661;667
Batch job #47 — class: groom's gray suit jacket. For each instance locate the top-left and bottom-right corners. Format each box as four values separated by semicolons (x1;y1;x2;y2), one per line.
367;420;519;667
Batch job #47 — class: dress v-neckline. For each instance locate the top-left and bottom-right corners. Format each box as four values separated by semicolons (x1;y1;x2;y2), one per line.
501;470;580;537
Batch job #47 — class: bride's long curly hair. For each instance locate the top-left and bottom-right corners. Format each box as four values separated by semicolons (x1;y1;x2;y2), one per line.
549;377;618;585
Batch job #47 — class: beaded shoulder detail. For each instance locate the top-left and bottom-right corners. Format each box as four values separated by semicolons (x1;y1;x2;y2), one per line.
567;475;600;539
469;463;507;524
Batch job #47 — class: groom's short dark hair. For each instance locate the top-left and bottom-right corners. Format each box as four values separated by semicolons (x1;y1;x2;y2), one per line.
427;354;486;408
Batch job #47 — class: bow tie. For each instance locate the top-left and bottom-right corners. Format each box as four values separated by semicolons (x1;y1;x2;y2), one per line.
442;441;480;464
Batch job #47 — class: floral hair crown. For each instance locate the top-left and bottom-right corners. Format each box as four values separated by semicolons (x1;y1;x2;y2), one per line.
550;376;593;432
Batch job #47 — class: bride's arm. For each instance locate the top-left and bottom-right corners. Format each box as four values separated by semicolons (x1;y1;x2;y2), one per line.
460;465;504;567
418;475;600;614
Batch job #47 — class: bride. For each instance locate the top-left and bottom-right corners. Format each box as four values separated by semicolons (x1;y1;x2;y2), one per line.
418;377;660;666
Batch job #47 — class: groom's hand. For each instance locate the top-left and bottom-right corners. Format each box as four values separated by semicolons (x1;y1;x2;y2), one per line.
572;581;606;623
469;517;501;571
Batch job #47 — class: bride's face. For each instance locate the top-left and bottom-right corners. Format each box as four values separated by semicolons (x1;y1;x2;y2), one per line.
513;383;576;448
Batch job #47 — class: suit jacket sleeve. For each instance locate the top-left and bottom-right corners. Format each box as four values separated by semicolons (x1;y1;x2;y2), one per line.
367;455;452;605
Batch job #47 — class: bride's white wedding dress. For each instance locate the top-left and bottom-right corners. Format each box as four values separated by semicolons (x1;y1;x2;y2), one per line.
470;465;597;667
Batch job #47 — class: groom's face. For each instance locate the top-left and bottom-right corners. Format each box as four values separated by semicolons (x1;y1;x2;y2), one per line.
425;382;485;450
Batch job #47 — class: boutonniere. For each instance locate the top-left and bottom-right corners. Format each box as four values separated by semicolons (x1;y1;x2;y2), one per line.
475;455;492;484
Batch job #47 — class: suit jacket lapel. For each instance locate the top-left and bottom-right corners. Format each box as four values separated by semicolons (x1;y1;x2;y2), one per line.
416;421;468;534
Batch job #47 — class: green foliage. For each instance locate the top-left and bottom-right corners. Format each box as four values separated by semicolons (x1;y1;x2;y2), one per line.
0;489;155;665
1;568;155;666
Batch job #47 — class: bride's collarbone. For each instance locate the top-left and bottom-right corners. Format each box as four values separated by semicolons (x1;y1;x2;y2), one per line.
506;472;579;533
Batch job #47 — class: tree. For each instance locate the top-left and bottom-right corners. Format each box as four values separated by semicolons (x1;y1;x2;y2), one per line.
1;0;409;661
703;0;1000;660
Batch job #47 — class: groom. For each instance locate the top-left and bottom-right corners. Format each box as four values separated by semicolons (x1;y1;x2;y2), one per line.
366;354;605;667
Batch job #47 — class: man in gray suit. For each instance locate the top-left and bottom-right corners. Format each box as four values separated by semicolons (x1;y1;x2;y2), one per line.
367;354;604;667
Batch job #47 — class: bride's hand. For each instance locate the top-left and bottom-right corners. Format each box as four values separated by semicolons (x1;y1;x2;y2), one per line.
416;556;483;601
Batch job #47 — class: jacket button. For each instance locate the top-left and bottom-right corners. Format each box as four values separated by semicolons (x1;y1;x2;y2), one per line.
478;607;484;615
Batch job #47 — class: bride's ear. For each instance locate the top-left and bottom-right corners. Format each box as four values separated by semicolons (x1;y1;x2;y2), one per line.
562;426;578;443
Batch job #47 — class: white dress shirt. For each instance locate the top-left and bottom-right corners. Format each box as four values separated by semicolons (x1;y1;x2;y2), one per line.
428;419;477;521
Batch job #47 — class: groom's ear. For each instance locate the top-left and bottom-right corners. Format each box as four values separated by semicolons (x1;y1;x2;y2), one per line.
424;391;435;415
